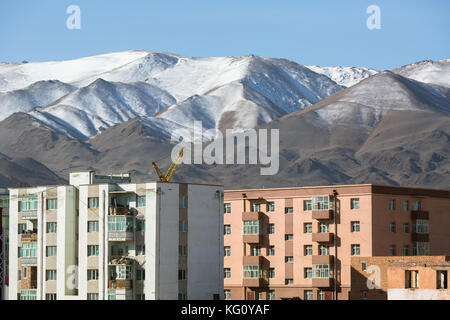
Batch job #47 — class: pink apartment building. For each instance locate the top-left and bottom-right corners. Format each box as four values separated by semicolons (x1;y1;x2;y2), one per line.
223;184;450;300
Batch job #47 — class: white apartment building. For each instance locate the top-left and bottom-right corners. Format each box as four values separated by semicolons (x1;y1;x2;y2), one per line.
8;171;224;300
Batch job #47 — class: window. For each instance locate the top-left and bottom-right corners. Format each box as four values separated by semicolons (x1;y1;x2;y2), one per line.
389;222;396;233
313;264;330;278
87;293;99;300
251;245;261;256
285;234;294;240
243;265;261;279
178;245;186;257
137;196;146;207
304;245;313;256
267;290;275;300
285;256;294;263
251;202;261;212
268;268;275;278
304;223;312;233
389;199;396;211
19;196;38;212
23;267;27;278
284;207;293;214
88;221;99;232
413;220;429;234
179;196;186;208
405;270;419;289
267;246;275;256
46;222;57;233
403;200;409;211
87;269;99;280
268;223;275;234
46;270;57;281
18;223;27;234
304;268;313;279
20;290;37;300
361;262;367;271
350;198;360;209
319;245;329;256
437;271;448;289
108;216;133;232
45;293;57;300
413;200;421;211
319;222;329;233
389;245;396;256
403;223;409;233
87;245;99;256
224;290;231;300
116;265;132;279
285;279;294;285
351;244;360;256
267;202;275;212
224;203;231;214
256;291;264;300
46;199;57;210
304;290;313;300
46;246;57;257
179;221;187;232
18;270;21;280
403;245;409;256
351;221;360;232
312;196;330;210
224;224;231;235
88;197;99;209
136;219;145;232
303;200;312;211
413;242;430;256
223;246;231;257
224;268;231;279
243;221;261;235
0;196;9;208
108;290;116;300
136;269;145;281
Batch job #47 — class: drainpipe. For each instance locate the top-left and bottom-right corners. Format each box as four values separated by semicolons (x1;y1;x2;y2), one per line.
333;190;338;301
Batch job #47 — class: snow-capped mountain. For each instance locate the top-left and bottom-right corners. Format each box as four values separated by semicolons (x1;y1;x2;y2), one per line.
393;59;450;88
0;51;343;141
306;65;378;87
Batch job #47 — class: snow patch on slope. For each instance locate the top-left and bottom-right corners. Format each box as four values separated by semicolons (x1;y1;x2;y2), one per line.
306;65;378;87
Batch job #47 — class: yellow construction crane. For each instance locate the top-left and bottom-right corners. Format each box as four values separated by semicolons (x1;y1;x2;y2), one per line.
152;148;184;183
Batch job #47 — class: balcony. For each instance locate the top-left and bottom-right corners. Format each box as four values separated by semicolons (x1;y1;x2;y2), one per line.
411;233;429;242
108;279;133;289
312;255;334;265
312;277;333;288
21;279;37;290
312;210;333;220
242;278;267;287
242;211;263;221
109;256;134;265
411;210;429;220
109;207;133;216
243;256;266;266
21;257;38;266
312;232;334;243
21;211;38;220
243;234;263;244
108;231;134;242
21;233;38;242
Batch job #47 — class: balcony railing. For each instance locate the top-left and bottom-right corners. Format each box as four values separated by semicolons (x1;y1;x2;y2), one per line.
109;207;133;216
242;278;267;287
243;234;263;244
243;256;267;266
21;257;38;265
108;279;133;289
242;211;263;221
411;233;429;242
411;210;429;220
312;210;333;220
21;211;38;219
21;233;38;242
312;232;334;243
108;231;134;242
109;256;134;266
312;277;333;288
312;255;334;265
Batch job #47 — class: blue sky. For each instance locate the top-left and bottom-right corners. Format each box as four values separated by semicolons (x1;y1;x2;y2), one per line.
0;0;448;69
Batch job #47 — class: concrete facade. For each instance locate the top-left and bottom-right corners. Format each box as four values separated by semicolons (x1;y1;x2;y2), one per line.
223;184;450;300
8;171;224;300
351;256;450;300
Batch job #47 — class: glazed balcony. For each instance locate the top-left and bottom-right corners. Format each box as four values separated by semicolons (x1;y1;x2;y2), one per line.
411;210;429;220
312;232;334;243
108;279;133;290
312;210;333;220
